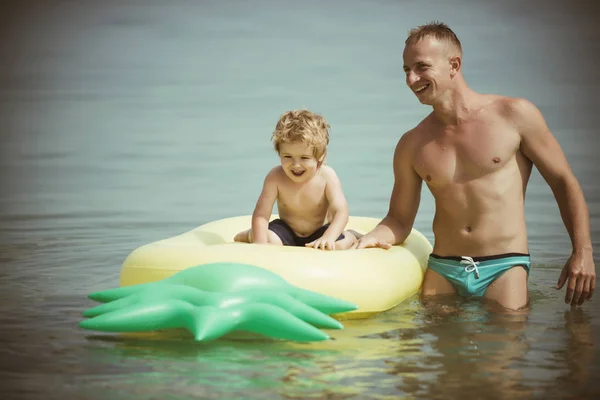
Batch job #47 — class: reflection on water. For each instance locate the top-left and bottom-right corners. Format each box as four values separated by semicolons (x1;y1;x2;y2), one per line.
2;285;597;399
1;0;599;399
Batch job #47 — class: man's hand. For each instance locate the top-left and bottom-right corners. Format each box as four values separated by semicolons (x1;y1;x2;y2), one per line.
556;249;596;306
305;235;337;251
350;235;392;250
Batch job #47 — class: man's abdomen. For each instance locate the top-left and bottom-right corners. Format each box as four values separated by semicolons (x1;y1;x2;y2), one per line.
431;210;529;257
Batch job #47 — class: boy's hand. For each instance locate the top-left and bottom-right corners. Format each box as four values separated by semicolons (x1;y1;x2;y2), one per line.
305;236;337;251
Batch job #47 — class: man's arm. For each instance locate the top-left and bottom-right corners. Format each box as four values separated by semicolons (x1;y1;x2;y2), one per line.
251;168;279;244
355;131;423;249
514;98;595;305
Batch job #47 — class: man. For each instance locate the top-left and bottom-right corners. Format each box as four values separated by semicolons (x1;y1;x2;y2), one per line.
354;22;595;310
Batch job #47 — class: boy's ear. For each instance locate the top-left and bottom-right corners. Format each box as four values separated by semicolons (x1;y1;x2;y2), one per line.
317;153;326;167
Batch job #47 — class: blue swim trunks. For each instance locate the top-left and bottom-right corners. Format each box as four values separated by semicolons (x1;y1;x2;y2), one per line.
427;253;531;297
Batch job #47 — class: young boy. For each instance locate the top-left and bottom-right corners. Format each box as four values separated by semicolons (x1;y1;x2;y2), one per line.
234;109;357;250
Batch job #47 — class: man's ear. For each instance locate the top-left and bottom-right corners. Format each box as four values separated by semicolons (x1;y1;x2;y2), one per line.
450;56;461;78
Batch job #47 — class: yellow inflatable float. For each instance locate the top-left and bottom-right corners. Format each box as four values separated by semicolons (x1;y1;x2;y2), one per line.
120;215;432;319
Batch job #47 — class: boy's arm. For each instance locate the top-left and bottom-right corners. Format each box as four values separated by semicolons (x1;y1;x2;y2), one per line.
354;131;423;249
514;98;595;306
251;169;279;244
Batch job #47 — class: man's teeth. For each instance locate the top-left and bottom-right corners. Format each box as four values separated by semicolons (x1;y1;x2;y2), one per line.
415;84;429;92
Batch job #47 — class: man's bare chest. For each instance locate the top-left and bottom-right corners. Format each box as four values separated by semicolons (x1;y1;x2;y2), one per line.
413;122;521;186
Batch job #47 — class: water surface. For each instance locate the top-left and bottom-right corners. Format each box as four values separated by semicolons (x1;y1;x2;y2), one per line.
1;1;599;399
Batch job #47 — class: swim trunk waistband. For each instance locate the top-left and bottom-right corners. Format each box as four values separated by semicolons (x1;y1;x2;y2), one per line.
429;252;531;263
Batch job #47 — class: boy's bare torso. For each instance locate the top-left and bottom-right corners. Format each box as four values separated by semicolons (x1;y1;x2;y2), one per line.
409;95;533;256
272;166;332;236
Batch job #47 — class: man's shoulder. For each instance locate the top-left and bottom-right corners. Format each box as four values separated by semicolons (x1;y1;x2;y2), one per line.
405;111;436;137
486;96;547;139
391;128;423;169
398;122;427;150
487;95;538;120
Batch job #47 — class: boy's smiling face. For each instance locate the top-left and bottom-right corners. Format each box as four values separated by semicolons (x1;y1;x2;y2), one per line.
278;141;324;183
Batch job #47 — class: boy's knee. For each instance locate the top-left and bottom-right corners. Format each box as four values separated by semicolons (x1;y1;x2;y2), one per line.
334;232;358;250
345;229;363;241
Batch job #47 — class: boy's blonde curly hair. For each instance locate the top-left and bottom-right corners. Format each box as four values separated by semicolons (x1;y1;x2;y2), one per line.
271;109;330;160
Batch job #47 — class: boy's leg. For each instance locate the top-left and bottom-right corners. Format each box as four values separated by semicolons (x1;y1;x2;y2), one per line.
233;228;284;245
346;230;363;240
334;230;359;250
266;230;284;245
233;229;251;243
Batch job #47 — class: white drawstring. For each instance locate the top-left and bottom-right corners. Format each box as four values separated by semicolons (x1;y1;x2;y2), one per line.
460;256;480;279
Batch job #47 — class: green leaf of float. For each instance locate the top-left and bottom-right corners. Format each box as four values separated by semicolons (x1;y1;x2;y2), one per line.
79;299;330;342
88;283;150;303
83;285;343;330
88;262;358;315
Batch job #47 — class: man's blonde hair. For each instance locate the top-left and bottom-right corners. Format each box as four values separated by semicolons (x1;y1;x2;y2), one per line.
271;109;330;159
405;21;462;56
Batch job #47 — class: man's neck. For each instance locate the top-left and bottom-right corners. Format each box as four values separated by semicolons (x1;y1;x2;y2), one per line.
431;83;478;126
